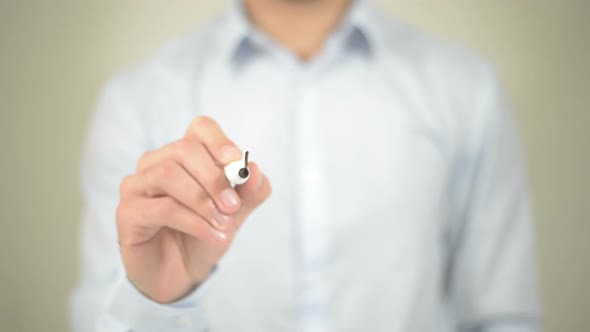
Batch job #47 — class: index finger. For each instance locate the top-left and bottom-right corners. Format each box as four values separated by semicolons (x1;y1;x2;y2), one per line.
185;116;242;165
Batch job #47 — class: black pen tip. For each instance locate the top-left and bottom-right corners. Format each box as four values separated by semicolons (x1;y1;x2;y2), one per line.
238;168;250;179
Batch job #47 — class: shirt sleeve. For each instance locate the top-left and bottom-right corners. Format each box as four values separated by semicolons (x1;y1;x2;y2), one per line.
96;273;212;332
445;66;542;331
69;74;210;332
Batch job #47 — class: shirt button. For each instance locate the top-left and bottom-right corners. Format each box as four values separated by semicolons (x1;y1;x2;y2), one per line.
175;315;193;328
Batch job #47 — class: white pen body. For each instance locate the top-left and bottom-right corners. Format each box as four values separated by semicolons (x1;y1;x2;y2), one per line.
224;159;250;188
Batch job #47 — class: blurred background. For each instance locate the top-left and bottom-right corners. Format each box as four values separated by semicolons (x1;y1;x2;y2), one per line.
0;1;588;331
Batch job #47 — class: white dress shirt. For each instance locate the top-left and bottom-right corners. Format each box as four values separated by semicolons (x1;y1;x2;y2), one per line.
70;1;541;331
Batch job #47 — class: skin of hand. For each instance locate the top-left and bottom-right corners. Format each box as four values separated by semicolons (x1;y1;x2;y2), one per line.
116;116;272;304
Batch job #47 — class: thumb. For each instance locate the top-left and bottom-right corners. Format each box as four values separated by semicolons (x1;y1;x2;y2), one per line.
234;162;271;228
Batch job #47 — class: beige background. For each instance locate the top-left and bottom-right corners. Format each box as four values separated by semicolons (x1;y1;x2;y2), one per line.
1;1;588;331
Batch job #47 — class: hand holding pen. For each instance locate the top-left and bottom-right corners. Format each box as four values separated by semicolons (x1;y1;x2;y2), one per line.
116;116;271;304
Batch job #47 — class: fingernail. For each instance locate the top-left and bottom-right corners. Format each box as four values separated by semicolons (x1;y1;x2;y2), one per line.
213;209;233;227
220;145;241;164
220;188;239;209
213;230;228;242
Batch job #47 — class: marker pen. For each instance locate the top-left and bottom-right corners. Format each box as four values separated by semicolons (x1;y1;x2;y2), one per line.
224;151;250;188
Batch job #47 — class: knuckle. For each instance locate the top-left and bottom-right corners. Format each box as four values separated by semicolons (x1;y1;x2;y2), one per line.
152;197;177;219
173;139;189;156
185;186;210;214
173;139;193;164
202;199;217;222
191;115;215;132
137;150;154;171
204;169;226;193
193;195;216;224
203;198;216;211
119;175;133;196
153;160;176;180
194;189;213;208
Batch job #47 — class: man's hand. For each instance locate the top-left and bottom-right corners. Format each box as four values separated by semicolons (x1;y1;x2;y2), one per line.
116;116;271;304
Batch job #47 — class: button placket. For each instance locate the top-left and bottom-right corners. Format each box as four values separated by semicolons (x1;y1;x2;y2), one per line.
293;67;330;332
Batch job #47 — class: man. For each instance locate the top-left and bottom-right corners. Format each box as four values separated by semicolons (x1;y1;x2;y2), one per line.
70;0;541;331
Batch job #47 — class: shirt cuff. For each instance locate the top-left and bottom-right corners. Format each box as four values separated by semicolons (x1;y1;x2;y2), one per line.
481;326;539;332
463;320;540;332
101;271;214;332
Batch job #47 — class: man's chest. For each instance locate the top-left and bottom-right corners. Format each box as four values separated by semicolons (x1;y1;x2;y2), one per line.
153;64;452;252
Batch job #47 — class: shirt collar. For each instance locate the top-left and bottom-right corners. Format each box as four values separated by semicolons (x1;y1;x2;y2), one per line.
344;0;380;55
218;0;382;67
